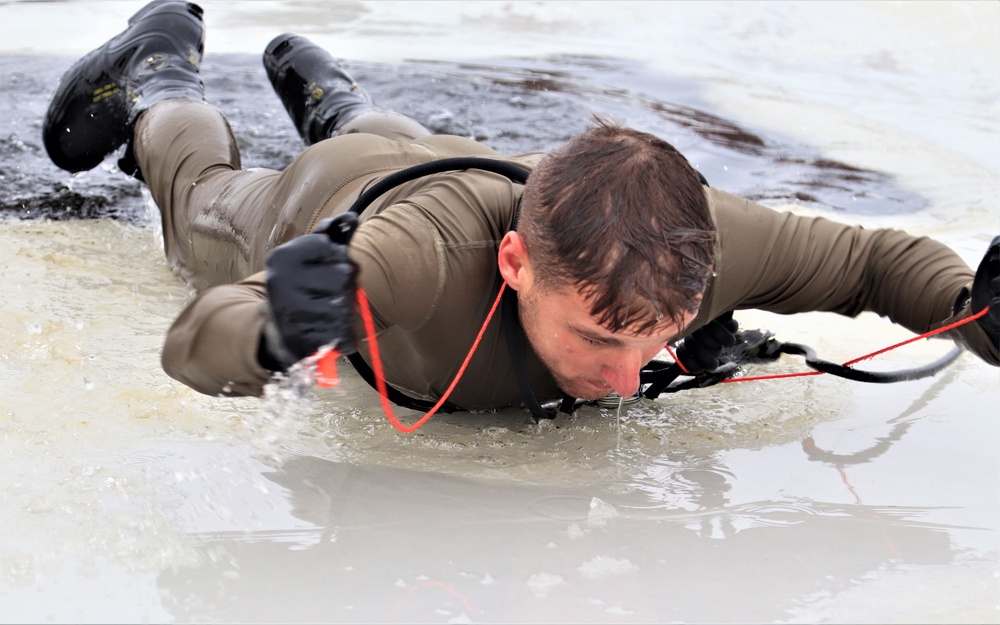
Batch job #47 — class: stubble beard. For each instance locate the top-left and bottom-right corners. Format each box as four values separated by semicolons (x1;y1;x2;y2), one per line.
516;289;611;401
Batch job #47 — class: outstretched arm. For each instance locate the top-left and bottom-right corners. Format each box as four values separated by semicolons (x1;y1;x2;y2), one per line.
161;274;273;397
699;189;998;365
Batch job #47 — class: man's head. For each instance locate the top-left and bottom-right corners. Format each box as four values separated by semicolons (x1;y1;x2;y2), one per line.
498;119;716;399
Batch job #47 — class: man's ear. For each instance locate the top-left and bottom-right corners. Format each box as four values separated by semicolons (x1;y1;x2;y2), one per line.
498;231;533;291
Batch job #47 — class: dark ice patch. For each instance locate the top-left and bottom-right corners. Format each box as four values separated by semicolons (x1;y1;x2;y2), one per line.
0;54;925;222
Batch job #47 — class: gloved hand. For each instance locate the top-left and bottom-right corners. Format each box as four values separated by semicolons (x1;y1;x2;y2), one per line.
258;212;360;371
674;311;739;373
972;235;999;347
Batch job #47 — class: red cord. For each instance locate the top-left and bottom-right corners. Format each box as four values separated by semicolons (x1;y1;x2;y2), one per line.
356;283;507;433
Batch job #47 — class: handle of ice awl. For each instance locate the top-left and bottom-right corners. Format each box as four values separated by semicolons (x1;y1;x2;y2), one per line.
316;347;341;388
313;212;361;389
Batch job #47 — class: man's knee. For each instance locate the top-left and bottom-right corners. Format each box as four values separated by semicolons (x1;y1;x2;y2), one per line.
135;99;241;190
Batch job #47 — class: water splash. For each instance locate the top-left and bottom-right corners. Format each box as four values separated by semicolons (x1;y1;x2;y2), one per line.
240;360;323;465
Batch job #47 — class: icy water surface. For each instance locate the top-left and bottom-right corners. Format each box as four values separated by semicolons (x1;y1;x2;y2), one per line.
0;1;998;623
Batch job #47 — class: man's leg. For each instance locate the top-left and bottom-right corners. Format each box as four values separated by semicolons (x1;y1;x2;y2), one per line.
134;98;423;291
134;100;444;292
149;34;438;289
135;30;438;290
39;0;282;290
43;2;435;290
131;99;285;290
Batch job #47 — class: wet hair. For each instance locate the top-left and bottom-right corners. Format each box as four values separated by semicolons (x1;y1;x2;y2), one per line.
518;118;716;333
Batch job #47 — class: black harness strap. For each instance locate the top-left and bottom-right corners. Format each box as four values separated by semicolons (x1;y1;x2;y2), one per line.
501;286;557;421
346;352;459;413
347;157;530;214
639;327;964;398
780;341;962;383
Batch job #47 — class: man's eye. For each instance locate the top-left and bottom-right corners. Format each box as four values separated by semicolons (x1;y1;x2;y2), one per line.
581;335;604;347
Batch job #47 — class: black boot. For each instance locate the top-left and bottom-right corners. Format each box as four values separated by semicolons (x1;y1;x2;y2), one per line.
263;33;376;145
42;0;205;178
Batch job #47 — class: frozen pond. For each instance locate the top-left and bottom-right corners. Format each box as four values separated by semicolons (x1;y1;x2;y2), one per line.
1;1;998;623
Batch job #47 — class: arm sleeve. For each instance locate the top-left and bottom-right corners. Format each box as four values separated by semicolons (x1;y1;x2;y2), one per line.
160;206;448;398
161;272;274;396
702;189;997;365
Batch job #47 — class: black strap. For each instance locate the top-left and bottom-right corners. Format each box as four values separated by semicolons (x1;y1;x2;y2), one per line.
501;287;554;421
347;157;530;215
639;327;964;398
781;341;963;383
640;361;684;398
346;352;460;413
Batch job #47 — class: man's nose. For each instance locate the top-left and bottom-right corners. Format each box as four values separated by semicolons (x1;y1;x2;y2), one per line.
601;349;644;398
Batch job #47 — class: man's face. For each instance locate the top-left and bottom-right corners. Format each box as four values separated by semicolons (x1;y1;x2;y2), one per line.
517;282;696;401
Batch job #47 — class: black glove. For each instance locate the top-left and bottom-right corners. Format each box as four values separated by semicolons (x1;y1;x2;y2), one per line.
674;311;739;373
971;235;1000;347
258;212;360;371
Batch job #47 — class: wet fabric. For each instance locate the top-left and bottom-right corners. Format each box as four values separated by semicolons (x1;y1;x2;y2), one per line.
141;100;997;407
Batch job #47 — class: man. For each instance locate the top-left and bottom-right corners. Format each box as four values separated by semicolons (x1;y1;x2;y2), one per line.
43;1;998;413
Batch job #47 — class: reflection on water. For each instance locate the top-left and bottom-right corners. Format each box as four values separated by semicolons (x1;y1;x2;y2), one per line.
151;452;977;624
147;365;997;622
798;365;963;473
